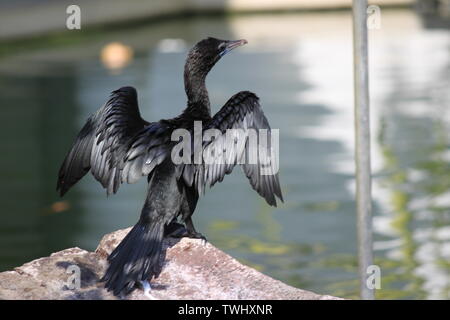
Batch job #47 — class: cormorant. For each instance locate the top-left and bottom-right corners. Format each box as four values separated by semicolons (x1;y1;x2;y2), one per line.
56;37;283;297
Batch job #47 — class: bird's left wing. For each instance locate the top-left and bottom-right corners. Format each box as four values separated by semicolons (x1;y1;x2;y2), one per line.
178;91;283;206
57;86;171;196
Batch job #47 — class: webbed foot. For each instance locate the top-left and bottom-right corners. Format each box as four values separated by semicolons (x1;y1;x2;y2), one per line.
187;231;208;245
166;218;207;245
164;221;187;238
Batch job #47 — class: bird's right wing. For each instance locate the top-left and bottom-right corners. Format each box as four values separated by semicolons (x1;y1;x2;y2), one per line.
178;91;283;206
57;86;171;196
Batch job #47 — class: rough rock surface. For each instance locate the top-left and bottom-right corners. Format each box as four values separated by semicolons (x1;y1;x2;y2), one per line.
0;228;341;300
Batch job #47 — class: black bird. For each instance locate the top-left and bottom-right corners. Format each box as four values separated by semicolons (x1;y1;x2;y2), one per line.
56;37;283;297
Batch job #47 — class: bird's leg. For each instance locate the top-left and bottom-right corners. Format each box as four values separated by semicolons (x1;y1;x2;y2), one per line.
164;219;187;238
185;217;207;245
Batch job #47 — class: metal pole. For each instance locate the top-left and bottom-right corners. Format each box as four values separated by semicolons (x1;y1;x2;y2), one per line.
352;0;374;300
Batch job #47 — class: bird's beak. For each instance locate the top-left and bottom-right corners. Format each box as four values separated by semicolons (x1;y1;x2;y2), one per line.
220;39;248;57
226;39;248;51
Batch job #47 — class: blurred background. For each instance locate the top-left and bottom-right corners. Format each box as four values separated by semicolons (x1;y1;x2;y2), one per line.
0;0;449;299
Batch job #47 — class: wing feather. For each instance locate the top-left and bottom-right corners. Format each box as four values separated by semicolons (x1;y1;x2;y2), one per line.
180;91;283;206
57;86;170;196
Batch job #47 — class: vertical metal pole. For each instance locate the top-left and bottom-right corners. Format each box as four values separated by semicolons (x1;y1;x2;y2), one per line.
352;0;374;300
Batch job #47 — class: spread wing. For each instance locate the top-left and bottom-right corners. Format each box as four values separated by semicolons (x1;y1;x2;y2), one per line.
178;91;283;206
57;86;170;196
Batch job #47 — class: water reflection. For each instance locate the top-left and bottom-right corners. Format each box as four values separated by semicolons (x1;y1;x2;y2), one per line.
100;42;134;73
0;9;448;299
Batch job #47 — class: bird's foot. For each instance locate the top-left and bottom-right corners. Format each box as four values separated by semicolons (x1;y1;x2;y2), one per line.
164;221;187;238
139;280;157;300
165;221;207;246
187;231;208;246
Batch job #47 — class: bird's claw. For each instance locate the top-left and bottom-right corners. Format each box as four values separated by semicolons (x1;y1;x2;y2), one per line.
199;235;208;246
188;232;208;246
166;223;207;246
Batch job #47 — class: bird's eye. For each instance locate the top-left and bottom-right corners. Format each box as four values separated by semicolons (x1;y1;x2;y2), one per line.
218;43;226;51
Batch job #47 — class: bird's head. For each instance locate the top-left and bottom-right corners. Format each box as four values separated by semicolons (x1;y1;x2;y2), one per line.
185;37;248;79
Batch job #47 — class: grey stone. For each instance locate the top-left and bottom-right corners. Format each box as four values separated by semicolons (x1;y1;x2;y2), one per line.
0;227;342;300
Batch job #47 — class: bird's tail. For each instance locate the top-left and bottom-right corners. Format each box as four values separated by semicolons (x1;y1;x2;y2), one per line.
101;220;165;296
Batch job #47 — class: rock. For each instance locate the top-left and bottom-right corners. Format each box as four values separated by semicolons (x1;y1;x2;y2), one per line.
0;228;341;300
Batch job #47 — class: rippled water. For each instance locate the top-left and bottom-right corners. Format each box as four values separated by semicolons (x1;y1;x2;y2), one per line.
0;9;449;299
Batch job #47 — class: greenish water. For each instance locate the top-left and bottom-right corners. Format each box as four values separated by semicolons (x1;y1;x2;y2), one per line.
0;10;449;299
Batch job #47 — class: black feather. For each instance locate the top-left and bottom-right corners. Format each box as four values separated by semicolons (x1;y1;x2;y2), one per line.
57;38;283;298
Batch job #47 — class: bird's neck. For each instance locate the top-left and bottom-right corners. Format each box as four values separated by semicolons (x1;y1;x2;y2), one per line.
184;66;211;119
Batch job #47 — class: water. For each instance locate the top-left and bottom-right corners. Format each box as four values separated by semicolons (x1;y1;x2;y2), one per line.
0;9;449;299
